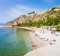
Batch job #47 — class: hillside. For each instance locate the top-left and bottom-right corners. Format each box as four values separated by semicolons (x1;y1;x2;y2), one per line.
5;6;60;27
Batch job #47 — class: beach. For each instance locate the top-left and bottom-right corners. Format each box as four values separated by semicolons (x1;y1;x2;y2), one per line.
24;27;60;56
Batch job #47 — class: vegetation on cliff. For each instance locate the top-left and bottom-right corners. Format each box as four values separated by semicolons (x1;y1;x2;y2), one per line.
16;16;60;27
56;25;60;31
5;6;60;30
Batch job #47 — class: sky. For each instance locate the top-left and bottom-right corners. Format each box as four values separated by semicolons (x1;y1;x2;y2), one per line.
0;0;60;23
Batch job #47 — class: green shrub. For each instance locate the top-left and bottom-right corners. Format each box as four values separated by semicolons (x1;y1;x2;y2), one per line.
56;25;60;31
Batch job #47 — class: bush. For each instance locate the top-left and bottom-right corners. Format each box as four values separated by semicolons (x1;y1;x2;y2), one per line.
56;25;60;31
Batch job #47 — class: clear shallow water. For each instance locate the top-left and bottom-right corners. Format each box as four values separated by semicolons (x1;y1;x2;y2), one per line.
0;27;32;56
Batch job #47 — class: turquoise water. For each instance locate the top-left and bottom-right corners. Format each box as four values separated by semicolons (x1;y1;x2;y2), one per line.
0;27;32;56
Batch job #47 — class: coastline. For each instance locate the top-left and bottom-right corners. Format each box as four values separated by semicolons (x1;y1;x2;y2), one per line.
23;27;60;56
15;27;38;31
4;26;60;56
15;27;32;30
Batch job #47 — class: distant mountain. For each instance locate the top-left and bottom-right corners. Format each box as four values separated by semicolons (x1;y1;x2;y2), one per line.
5;6;60;27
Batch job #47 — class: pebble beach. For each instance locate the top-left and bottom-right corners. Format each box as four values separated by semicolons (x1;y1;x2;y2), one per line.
24;27;60;56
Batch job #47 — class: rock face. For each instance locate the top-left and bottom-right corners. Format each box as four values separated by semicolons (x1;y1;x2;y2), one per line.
5;6;60;27
5;12;41;27
13;15;29;25
5;21;13;27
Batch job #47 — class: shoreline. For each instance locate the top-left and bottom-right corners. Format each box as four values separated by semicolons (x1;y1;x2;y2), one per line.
4;26;60;56
15;27;38;31
24;27;60;56
16;27;32;30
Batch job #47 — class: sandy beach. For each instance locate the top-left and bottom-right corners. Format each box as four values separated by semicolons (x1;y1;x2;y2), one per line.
24;27;60;56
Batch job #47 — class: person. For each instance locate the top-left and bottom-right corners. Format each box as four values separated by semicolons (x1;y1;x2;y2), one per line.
49;39;56;45
33;29;48;42
31;28;56;45
34;30;40;37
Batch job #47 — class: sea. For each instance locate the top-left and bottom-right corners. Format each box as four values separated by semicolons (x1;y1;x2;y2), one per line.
0;25;33;56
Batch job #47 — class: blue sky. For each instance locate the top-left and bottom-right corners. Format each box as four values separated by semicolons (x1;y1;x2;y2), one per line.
0;0;60;23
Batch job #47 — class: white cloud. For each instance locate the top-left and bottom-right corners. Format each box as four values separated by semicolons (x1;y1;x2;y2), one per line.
8;5;43;17
0;5;43;23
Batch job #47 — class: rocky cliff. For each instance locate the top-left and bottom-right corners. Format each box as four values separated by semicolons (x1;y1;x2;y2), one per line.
5;21;13;27
5;6;60;27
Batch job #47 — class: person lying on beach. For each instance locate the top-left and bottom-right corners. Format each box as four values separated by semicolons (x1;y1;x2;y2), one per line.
31;28;56;45
49;39;56;45
31;28;40;37
50;29;58;36
32;29;49;42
